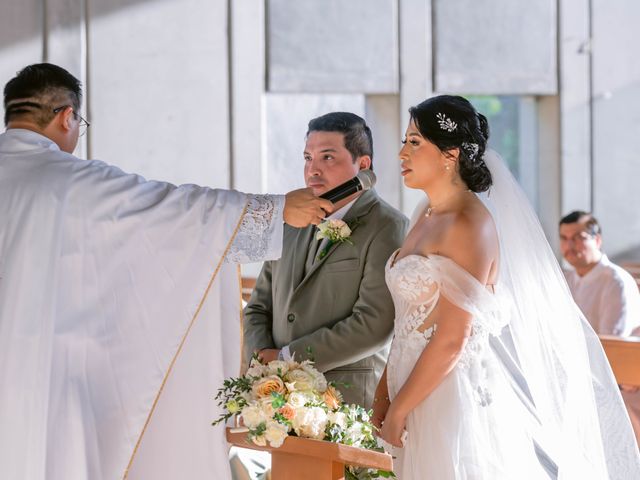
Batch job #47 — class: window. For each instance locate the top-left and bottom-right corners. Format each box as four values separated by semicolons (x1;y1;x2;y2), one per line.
468;95;538;209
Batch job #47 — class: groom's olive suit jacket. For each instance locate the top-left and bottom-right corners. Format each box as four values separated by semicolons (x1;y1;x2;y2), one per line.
243;190;408;407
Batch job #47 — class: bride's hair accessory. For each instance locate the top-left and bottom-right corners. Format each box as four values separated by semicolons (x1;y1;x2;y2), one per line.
436;112;457;132
461;142;479;161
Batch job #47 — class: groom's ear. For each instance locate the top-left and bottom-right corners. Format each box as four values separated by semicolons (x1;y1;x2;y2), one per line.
357;155;372;170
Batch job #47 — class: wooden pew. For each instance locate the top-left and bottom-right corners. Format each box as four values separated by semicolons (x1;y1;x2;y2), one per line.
599;334;640;385
599;334;640;447
241;277;256;303
622;262;640;292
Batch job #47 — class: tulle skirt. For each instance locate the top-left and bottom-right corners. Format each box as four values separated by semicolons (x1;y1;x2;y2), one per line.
387;338;550;480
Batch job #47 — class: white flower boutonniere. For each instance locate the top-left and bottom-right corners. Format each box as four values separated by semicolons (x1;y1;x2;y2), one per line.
315;219;354;260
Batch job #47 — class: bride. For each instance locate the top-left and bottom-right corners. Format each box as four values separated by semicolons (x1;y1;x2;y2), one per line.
374;95;640;479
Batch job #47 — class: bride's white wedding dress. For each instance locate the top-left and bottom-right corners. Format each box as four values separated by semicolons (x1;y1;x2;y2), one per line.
382;150;640;479
385;251;547;479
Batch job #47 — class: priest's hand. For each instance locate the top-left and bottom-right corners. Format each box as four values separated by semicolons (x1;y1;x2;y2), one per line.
284;188;333;227
258;349;281;364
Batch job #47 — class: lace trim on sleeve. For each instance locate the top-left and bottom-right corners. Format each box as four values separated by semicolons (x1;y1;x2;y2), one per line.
225;194;280;263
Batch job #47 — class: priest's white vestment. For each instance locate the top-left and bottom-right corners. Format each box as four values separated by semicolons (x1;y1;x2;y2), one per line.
0;129;284;480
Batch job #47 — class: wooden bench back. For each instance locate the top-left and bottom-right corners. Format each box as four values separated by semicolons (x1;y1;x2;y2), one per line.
241;277;256;303
622;263;640;291
600;334;640;386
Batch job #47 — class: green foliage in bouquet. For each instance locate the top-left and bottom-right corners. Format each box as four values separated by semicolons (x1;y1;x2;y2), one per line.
212;355;395;480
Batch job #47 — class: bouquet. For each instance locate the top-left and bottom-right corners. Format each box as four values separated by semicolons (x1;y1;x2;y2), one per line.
213;356;395;479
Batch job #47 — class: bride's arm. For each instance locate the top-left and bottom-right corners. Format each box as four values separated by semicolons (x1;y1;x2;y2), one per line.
380;212;496;446
380;297;473;445
372;366;391;430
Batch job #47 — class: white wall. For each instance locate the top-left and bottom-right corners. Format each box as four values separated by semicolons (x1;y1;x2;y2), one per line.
1;0;638;260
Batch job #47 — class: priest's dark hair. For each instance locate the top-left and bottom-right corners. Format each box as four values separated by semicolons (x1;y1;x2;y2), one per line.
307;112;374;170
4;63;82;127
409;95;491;192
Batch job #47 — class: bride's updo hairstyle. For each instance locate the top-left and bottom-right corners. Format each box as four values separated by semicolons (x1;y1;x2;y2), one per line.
409;95;492;192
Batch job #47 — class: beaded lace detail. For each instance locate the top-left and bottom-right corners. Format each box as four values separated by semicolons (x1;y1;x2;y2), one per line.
226;194;280;263
385;251;507;370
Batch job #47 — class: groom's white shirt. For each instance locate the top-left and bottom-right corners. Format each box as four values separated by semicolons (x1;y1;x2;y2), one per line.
0;128;284;480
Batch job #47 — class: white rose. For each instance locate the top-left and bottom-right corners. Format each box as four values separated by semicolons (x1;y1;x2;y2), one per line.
285;381;297;392
287;391;309;409
300;363;327;392
292;406;328;440
345;422;364;447
264;421;289;448
327;411;347;430
285;369;315;392
266;360;290;376
313;374;327;393
240;404;267;429
252;435;267;447
246;361;267;378
259;396;276;418
316;222;329;238
339;224;352;237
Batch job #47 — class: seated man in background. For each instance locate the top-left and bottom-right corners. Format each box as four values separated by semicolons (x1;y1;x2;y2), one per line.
243;111;408;408
560;211;640;448
560;210;640;335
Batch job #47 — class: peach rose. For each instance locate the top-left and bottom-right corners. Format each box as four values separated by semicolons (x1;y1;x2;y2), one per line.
323;385;343;410
252;375;286;398
278;404;296;421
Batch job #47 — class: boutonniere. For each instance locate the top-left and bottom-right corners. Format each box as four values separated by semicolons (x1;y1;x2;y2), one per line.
315;219;354;260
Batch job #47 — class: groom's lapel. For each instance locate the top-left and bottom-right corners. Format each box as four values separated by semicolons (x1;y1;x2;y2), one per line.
296;190;378;290
291;225;315;289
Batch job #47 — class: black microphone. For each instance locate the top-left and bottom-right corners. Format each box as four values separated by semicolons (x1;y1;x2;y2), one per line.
319;170;377;203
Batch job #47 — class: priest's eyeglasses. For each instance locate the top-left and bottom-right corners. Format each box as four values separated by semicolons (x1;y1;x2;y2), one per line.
53;105;90;137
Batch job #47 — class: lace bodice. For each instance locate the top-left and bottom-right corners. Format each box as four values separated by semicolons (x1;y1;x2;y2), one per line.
385;250;508;369
226;194;283;263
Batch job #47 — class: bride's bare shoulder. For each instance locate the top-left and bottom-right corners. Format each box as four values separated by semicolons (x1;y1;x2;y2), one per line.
438;202;498;283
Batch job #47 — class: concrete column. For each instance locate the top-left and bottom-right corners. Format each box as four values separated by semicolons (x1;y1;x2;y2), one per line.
0;0;44;120
45;0;88;158
537;95;562;254
230;0;265;194
399;0;432;216
591;0;640;260
559;0;592;213
365;95;402;210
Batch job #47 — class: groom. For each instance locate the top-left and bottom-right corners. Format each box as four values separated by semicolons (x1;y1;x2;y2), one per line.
243;112;407;407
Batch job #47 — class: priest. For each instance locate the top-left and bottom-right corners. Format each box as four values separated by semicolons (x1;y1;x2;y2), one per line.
0;63;332;480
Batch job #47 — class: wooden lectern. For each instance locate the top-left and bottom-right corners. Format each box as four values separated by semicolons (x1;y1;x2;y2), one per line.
226;428;393;480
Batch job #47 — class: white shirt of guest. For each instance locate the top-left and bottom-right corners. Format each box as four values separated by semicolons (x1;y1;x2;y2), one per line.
565;254;640;335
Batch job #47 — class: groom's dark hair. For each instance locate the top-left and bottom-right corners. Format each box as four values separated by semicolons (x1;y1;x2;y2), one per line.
307;112;374;170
